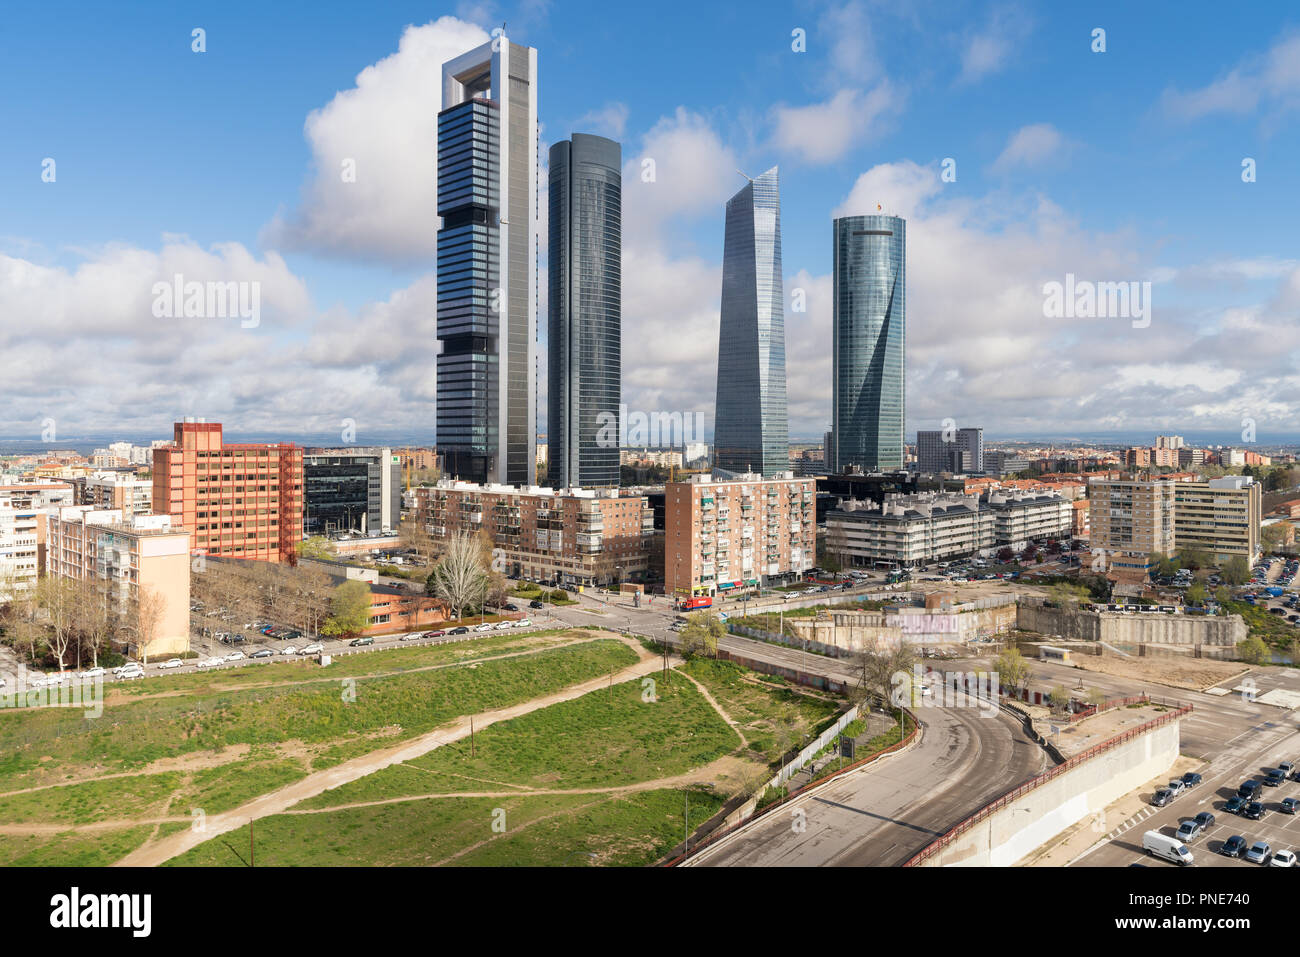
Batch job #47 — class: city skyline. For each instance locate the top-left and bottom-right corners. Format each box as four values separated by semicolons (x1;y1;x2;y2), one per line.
3;4;1299;444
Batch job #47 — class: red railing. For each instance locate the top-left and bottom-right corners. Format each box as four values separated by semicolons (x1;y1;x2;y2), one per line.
661;709;921;867
903;702;1193;866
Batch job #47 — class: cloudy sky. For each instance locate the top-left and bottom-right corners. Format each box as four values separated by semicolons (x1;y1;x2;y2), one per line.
3;0;1299;446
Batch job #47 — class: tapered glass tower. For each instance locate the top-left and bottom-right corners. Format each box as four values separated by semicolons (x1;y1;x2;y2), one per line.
547;134;621;489
713;167;788;477
436;39;538;486
832;214;905;472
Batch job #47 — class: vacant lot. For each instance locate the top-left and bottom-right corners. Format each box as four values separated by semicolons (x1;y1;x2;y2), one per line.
1070;650;1246;692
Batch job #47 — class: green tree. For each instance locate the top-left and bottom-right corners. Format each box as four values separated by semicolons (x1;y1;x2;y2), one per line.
322;580;372;637
1150;552;1179;577
1221;555;1250;586
1215;585;1233;605
1262;523;1287;552
1049;582;1091;608
297;536;336;561
678;611;724;658
1237;636;1269;665
1179;546;1211;570
995;646;1033;695
1048;684;1072;714
1186;581;1207;606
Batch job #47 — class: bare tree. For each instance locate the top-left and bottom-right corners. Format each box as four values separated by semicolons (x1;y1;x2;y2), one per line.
134;585;166;664
850;641;917;710
37;576;79;672
428;531;489;621
400;516;439;568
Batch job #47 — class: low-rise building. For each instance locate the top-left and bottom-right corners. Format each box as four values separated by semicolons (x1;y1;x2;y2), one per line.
0;482;76;600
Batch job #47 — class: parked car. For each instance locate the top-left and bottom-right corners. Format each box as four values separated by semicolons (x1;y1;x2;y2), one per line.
348;637;374;647
119;667;145;680
449;627;470;635
424;630;447;638
1271;849;1297;868
1175;820;1203;843
514;619;532;628
1281;761;1296;775
1181;772;1202;789
300;643;324;655
1281;798;1300;815
495;621;513;630
281;646;297;656
224;651;245;661
79;667;105;680
1166;779;1187;797
1244;802;1267;821
1225;796;1248;815
504;603;518;612
1266;768;1287;787
529;600;545;609
1194;811;1216;829
1240;779;1263;799
157;659;183;670
1246;840;1272;864
474;623;495;632
196;657;225;669
1151;788;1175;807
249;649;274;659
1220;835;1248;858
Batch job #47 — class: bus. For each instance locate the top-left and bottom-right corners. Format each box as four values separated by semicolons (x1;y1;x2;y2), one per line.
680;596;713;610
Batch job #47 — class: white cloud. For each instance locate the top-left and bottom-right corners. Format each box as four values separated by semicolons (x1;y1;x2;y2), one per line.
1162;33;1300;120
622;107;740;232
262;17;489;261
770;84;900;165
957;6;1032;85
991;123;1065;172
574;102;629;139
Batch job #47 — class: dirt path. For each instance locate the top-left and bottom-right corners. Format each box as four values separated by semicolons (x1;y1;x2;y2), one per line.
114;634;663;866
676;671;748;749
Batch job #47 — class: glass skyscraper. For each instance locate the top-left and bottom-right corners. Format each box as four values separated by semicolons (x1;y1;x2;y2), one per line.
436;39;537;486
832;214;905;472
547;134;621;490
714;167;788;477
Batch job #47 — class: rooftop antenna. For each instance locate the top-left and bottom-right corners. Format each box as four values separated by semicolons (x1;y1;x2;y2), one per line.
737;169;753;183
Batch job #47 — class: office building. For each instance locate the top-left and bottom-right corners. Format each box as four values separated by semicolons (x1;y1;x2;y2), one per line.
916;427;984;475
832;214;905;472
547;133;622;489
664;472;815;599
304;448;401;537
1173;476;1261;563
714;167;788;477
151;419;303;564
410;481;652;586
436;38;538;486
46;507;190;658
984;450;1031;476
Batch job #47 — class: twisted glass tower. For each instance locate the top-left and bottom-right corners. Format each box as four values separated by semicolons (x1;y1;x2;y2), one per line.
547;133;621;489
832;214;905;472
713;167;788;477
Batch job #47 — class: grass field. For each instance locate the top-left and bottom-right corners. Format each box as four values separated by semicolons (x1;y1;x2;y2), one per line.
294;669;737;810
168;785;725;867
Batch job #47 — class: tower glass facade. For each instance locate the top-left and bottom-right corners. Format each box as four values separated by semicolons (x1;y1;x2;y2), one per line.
548;134;622;489
436;40;537;486
714;167;788;477
832;214;905;472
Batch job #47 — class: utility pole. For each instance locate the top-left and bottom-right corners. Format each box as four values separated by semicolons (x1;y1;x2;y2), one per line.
470;715;475;757
250;818;254;867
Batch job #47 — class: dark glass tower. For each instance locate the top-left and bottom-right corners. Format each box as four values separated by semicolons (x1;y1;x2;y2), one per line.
832;214;905;472
436;39;537;486
547;134;622;489
713;167;788;477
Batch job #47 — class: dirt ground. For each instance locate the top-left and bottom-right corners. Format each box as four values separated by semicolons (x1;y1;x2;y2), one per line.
1068;652;1248;692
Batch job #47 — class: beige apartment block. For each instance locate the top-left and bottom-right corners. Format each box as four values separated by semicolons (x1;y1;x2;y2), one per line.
0;482;76;600
665;472;815;599
46;507;191;658
1173;476;1261;562
411;481;653;586
1088;478;1177;577
82;471;153;517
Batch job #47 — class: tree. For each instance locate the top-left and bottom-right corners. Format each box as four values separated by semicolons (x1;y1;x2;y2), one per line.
322;580;372;637
1237;636;1269;665
1221;555;1250;586
1262;523;1288;552
1049;582;1091;608
996;546;1014;563
1179;546;1211;571
427;530;489;621
399;517;440;567
549;588;569;603
297;536;336;561
1186;581;1207;606
133;585;166;664
995;646;1033;695
1047;684;1072;715
851;641;917;710
37;576;79;672
678;611;724;658
1215;585;1233;605
1150;552;1179;577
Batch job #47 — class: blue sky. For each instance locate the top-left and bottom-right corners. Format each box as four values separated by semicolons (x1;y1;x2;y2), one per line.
3;0;1299;445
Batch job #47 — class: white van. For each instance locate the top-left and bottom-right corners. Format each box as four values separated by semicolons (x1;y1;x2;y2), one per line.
1142;830;1193;865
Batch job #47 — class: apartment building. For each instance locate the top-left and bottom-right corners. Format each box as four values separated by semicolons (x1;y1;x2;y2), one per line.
1088;478;1177;577
46;507;190;657
82;471;152;517
916;427;983;475
411;481;653;586
0;482;76;599
665;472;815;599
1173;476;1261;562
152;419;303;563
825;489;1070;568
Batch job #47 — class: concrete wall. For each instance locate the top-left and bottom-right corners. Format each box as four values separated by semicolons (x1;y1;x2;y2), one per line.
788;601;1018;653
916;717;1181;867
1016;604;1244;648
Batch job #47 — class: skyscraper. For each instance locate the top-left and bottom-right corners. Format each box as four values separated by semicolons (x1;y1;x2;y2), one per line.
832;214;905;472
714;167;788;477
436;38;538;486
548;133;622;489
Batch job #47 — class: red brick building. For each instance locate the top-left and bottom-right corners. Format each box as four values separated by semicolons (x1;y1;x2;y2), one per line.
152;420;303;563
